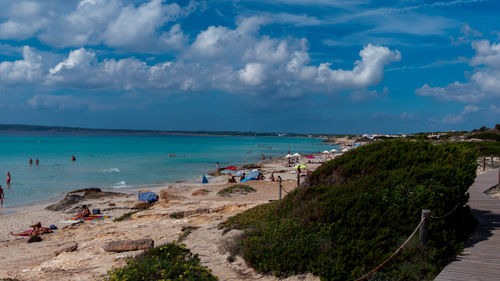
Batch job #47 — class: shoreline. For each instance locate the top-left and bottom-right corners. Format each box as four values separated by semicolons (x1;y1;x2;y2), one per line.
0;152;325;280
0;156;268;215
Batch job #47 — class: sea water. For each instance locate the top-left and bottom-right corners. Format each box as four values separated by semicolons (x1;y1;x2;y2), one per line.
0;133;334;208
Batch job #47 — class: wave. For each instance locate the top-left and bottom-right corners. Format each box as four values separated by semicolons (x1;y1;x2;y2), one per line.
112;180;127;188
101;168;121;173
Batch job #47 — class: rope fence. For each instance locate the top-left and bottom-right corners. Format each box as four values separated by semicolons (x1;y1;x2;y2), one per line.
354;201;463;281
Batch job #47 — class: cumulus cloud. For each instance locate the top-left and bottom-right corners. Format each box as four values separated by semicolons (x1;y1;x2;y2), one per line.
0;0;193;52
416;39;500;103
0;14;400;102
0;46;42;84
0;1;46;40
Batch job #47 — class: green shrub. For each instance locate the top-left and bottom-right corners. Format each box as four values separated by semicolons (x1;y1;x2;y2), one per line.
466;130;500;141
106;242;217;281
221;140;478;280
217;185;256;197
114;211;139;222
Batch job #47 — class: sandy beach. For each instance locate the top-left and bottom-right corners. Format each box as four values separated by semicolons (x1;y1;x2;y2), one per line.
0;155;324;281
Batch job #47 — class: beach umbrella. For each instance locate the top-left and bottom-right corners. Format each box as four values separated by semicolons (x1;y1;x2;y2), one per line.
330;149;338;153
225;166;237;170
322;150;330;154
285;154;293;158
341;148;350;152
292;153;301;157
294;164;307;169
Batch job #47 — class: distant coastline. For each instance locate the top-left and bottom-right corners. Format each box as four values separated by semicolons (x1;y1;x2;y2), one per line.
0;123;347;138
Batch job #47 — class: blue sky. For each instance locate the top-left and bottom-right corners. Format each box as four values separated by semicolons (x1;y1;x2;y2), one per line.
0;0;498;134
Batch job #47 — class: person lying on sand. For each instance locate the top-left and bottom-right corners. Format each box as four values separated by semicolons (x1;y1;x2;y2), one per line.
228;176;237;183
11;222;52;237
75;205;91;219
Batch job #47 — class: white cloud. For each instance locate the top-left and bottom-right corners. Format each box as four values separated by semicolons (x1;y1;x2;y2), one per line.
441;104;480;124
416;39;500;103
0;46;42;84
311;44;401;88
239;63;265;86
0;1;46;40
28;94;89;112
49;48;96;74
0;0;193;52
103;0;183;50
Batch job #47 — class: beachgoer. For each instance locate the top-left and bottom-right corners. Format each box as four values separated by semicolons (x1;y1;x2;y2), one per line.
269;173;275;182
228;176;237;183
240;173;246;182
71;156;76;161
261;153;265;160
216;162;220;170
35;158;39;166
11;222;52;237
29;158;33;166
76;205;90;218
0;185;4;208
6;171;11;184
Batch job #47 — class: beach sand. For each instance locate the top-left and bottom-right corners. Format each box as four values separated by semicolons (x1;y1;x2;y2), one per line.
0;155;323;281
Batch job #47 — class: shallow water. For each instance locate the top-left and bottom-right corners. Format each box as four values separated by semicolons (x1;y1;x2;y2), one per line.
0;133;334;207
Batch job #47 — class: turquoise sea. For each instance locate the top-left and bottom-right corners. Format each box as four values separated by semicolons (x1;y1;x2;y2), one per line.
0;133;333;208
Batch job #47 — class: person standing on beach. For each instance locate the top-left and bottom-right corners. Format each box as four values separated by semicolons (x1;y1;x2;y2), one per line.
216;162;220;170
0;184;4;208
6;172;11;184
29;158;33;166
35;158;39;166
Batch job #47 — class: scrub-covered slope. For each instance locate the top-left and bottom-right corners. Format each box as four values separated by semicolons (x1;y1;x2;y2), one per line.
221;140;478;280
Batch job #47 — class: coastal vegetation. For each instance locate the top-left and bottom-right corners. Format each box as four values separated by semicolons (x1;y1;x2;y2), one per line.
220;140;478;280
114;211;140;222
106;243;217;281
217;185;256;197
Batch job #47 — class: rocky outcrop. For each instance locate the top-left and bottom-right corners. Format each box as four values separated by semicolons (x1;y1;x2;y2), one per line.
103;238;154;252
55;243;78;255
46;188;127;212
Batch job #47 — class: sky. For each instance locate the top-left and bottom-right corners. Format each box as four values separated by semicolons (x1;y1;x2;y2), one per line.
0;0;499;134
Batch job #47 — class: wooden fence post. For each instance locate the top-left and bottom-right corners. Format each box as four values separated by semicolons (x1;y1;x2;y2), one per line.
278;176;283;200
483;156;486;171
420;209;431;245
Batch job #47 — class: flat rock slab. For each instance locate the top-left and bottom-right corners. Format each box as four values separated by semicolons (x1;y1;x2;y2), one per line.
55;243;78;255
103;238;154;253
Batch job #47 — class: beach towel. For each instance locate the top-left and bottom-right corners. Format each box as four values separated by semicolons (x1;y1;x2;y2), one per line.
240;170;260;183
60;215;112;224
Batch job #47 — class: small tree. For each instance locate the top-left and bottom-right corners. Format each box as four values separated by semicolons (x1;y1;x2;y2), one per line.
495;124;500;131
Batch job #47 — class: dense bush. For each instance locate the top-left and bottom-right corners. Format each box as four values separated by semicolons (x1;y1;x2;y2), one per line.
107;243;217;281
217;184;256;197
461;141;500;156
466;130;500;142
220;140;478;280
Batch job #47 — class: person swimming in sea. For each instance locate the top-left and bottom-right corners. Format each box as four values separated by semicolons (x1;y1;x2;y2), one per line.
6;172;11;184
71;155;76;161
